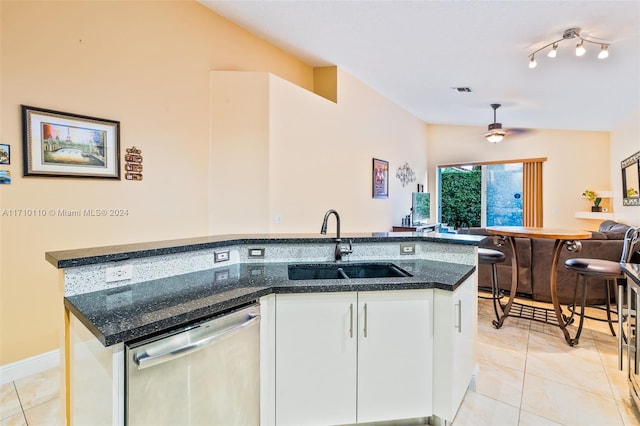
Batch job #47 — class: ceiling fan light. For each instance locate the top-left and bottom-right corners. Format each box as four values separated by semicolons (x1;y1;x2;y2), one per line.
547;44;558;58
485;130;506;143
529;55;537;69
598;45;609;59
576;40;586;56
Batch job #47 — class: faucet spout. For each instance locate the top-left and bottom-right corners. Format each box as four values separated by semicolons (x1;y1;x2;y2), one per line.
320;209;340;239
320;209;352;261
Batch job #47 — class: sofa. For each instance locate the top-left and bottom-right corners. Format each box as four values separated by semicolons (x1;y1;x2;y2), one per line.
459;220;637;305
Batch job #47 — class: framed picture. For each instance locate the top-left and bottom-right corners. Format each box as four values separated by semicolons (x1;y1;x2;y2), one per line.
0;170;10;185
372;158;389;198
0;144;9;165
22;105;120;179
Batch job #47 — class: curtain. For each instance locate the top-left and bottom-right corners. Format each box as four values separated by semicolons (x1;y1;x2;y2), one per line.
523;160;544;227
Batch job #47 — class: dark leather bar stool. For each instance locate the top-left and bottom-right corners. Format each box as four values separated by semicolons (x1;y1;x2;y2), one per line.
565;226;640;364
478;248;506;321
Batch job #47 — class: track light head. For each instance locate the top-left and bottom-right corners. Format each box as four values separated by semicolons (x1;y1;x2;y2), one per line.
529;55;537;68
576;40;586;56
598;45;609;59
547;43;558;58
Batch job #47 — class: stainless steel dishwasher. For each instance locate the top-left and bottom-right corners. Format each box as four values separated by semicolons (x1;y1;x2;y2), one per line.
125;303;260;425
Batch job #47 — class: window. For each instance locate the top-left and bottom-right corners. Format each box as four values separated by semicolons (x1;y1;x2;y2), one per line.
438;158;545;229
485;163;523;227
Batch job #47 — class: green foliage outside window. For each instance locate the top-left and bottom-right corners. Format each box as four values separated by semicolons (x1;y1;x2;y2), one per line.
440;168;481;229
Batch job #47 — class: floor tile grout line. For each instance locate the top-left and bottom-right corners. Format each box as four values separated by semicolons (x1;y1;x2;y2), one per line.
11;380;28;425
516;317;532;426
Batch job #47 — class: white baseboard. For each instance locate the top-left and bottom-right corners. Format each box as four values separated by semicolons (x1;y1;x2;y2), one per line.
0;349;60;385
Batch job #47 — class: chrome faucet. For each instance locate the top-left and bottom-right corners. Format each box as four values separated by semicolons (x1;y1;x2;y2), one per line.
320;209;353;262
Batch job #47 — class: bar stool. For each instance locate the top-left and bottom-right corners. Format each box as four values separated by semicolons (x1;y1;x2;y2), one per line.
565;226;639;367
478;248;506;321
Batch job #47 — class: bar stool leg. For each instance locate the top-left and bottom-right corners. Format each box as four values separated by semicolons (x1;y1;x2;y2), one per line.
604;279;616;336
568;274;581;324
618;281;625;370
573;275;589;343
491;263;502;322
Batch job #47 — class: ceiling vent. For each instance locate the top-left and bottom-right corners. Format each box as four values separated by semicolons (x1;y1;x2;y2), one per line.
452;87;472;93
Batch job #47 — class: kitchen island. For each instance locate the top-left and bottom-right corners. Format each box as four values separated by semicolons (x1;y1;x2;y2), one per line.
47;231;484;425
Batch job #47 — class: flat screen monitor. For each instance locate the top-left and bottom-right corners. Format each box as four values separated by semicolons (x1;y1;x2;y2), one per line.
412;192;430;224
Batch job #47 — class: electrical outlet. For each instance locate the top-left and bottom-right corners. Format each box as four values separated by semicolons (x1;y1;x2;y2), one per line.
214;249;230;263
105;264;133;282
400;243;416;255
248;248;265;259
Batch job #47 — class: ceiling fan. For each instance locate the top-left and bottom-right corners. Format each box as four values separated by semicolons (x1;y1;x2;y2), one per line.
484;104;530;143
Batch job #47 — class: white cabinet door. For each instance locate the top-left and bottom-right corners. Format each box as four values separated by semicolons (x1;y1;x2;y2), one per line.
275;292;358;426
357;290;433;423
433;274;478;422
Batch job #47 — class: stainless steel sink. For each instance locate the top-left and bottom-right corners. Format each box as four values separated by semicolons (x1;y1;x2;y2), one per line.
287;262;412;280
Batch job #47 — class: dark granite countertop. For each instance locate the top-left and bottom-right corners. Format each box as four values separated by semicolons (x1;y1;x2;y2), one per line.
47;232;484;268
65;258;475;347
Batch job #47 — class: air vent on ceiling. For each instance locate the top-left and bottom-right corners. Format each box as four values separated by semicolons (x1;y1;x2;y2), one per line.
451;87;472;93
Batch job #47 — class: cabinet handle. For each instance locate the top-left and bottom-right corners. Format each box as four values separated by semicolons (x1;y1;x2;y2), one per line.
349;303;354;338
455;300;462;333
364;303;368;338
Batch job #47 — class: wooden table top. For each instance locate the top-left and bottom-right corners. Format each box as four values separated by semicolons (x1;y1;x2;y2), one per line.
487;226;592;240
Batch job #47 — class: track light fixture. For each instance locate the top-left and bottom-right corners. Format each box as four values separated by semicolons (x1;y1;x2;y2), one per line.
528;28;610;68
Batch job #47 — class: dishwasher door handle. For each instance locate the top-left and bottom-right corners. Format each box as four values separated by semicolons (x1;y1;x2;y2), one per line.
134;313;260;370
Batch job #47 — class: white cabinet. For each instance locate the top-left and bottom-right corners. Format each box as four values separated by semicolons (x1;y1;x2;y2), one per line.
433;274;478;422
275;292;358;426
275;290;433;426
68;314;124;425
356;290;433;423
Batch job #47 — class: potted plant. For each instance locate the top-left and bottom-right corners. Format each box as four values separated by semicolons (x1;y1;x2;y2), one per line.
582;189;602;212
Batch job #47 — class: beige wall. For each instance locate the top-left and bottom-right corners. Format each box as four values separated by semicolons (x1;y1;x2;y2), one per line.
268;69;428;232
209;70;428;235
426;125;612;230
0;0;315;365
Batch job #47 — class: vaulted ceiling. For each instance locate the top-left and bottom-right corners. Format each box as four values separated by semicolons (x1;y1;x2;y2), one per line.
200;0;639;134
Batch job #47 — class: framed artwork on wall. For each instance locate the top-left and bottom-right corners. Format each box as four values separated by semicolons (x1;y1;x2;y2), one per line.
372;158;389;199
622;150;640;206
22;105;120;179
0;144;9;164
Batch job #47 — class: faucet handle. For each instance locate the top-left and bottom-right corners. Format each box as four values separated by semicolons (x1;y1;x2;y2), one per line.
343;239;353;255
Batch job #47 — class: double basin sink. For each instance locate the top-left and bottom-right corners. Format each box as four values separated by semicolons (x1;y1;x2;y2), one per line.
288;262;412;280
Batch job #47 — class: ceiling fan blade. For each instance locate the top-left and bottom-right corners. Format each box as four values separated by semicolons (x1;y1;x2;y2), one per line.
505;128;535;137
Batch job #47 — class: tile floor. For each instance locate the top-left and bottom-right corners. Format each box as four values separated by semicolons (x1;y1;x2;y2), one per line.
455;294;640;426
1;295;639;425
